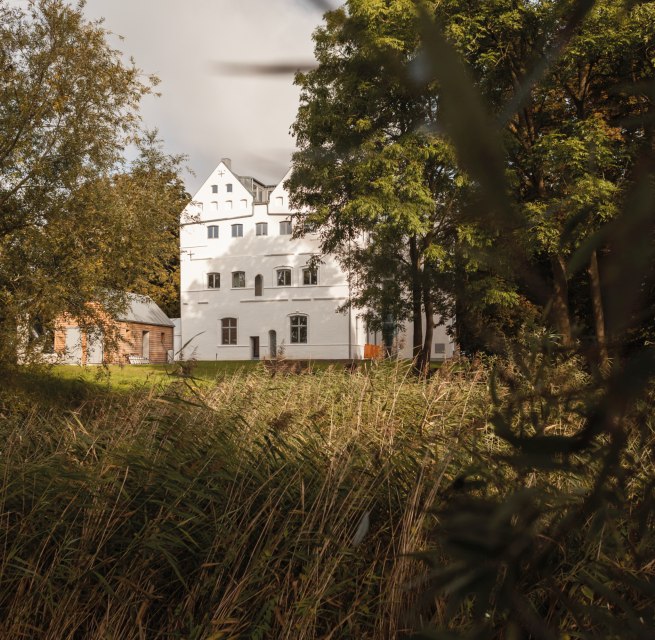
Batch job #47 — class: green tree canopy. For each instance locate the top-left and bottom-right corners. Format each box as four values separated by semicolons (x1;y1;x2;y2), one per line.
0;0;188;361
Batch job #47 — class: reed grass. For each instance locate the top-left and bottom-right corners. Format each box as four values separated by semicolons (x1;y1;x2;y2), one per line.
0;361;491;639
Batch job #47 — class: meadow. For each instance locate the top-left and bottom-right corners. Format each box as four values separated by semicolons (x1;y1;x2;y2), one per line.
0;359;652;639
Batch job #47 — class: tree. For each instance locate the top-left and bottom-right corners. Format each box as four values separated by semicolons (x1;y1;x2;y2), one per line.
0;0;187;361
433;0;655;365
289;0;472;373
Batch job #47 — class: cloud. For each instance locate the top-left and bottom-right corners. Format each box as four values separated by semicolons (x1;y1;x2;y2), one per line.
78;0;331;192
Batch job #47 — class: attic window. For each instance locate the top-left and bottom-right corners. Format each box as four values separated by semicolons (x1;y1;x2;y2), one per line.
226;183;233;192
211;185;218;193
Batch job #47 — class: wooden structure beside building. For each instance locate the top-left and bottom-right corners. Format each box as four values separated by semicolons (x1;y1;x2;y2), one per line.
54;294;174;365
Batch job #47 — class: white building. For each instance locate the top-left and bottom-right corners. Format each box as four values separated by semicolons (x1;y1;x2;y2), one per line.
179;159;454;362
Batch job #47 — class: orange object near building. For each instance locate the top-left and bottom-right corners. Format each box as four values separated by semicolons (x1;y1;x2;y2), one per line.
364;343;383;359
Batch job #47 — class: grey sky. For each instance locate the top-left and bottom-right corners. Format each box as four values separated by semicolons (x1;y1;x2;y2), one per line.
78;0;336;193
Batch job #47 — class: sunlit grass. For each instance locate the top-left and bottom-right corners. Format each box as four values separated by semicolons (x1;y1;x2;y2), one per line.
0;361;490;639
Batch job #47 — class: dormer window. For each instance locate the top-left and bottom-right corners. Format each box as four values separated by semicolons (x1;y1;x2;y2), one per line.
207;225;219;239
226;183;233;192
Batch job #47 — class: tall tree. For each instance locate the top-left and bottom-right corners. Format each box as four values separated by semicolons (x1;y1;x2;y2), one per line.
0;0;187;361
289;0;470;373
434;0;655;362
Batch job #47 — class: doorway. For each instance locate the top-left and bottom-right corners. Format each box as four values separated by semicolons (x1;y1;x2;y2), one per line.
87;329;104;364
250;336;260;359
142;331;150;360
269;330;277;358
65;327;82;364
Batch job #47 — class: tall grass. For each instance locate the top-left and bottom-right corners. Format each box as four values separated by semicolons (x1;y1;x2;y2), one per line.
0;362;490;639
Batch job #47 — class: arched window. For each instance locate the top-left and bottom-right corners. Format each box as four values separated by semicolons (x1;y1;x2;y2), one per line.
290;315;308;344
207;225;219;239
221;318;237;345
255;274;263;296
276;268;291;286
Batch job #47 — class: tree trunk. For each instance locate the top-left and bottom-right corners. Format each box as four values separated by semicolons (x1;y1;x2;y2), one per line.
417;297;434;377
550;254;573;346
409;235;423;363
588;249;609;374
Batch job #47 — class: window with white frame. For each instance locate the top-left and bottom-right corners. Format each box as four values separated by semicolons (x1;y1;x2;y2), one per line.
279;220;292;235
221;318;237;345
232;271;246;288
207;273;220;289
231;223;243;237
302;266;318;285
276;268;291;286
290;315;308;344
256;222;268;236
207;225;219;239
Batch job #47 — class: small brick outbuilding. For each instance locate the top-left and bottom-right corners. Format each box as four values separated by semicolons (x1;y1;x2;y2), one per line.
55;294;175;365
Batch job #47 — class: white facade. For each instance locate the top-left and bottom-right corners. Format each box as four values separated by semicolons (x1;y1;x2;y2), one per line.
180;159;455;362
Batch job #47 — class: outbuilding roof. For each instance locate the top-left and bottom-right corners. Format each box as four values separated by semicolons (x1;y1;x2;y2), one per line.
118;293;174;328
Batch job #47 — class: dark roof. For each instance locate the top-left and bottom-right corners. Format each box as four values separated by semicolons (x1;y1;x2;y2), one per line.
118;293;174;328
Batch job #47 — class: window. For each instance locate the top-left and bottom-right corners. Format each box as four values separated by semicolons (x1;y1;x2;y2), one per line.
211;185;218;193
279;220;292;235
226;183;233;192
232;271;245;288
221;318;237;345
303;220;318;233
240;199;248;208
226;200;233;210
434;343;446;358
290;315;308;344
232;224;243;237
302;267;318;285
207;273;220;289
255;274;263;296
276;196;284;207
256;222;268;236
276;268;291;286
207;225;219;239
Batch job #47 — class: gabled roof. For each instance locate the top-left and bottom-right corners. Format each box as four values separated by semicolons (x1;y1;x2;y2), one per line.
118;293;174;328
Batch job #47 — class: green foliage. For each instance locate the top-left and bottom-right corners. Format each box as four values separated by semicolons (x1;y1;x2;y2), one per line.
0;0;188;361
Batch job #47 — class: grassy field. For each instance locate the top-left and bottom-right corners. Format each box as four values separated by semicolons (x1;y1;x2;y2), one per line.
1;359;652;639
0;360;491;639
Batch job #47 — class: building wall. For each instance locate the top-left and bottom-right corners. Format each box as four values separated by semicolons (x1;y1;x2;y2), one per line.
180;160;455;362
54;318;174;365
